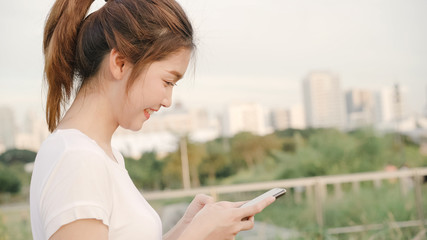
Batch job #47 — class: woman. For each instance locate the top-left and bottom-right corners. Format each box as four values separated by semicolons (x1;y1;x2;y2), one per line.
30;0;275;239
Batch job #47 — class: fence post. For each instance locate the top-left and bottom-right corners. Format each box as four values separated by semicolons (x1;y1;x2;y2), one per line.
210;188;218;201
306;184;314;204
352;181;360;194
400;176;410;196
294;186;303;204
314;179;325;229
334;183;343;200
413;170;425;231
373;179;382;189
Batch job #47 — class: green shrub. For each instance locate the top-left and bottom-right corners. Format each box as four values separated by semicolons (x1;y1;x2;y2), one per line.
0;169;21;194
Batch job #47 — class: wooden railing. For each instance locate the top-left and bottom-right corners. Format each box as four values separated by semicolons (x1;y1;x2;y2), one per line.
142;167;427;235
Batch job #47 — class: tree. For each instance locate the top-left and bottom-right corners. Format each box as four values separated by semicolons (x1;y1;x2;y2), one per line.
162;152;183;189
161;137;207;189
125;152;163;191
0;163;21;193
231;132;263;169
0;149;36;165
186;141;206;187
199;139;230;185
231;132;283;169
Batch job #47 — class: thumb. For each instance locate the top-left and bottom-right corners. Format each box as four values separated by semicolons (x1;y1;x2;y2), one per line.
193;194;215;206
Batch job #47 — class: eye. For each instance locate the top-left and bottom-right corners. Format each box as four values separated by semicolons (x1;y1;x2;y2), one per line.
164;80;177;87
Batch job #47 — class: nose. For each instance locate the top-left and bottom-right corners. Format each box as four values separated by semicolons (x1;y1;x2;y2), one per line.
161;89;173;108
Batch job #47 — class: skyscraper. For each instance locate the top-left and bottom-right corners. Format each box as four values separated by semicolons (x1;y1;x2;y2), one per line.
223;102;266;137
271;104;306;131
270;109;290;130
345;89;377;129
377;84;409;124
302;72;346;129
289;104;306;129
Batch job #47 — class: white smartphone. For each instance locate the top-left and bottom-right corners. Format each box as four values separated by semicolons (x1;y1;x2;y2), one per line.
240;188;286;208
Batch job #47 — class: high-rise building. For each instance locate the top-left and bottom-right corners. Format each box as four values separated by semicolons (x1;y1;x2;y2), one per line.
345;89;377;129
270;109;290;130
271;104;306;131
14;110;50;151
289;104;306;129
377;84;409;124
0;106;16;150
223;102;266;137
302;72;346;129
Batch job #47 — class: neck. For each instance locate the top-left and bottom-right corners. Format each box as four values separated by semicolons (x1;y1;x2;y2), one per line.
57;87;119;158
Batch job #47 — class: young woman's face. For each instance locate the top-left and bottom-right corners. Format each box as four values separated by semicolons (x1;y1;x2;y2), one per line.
118;48;191;130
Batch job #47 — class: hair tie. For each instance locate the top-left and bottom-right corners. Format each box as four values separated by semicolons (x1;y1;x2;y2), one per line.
85;0;107;19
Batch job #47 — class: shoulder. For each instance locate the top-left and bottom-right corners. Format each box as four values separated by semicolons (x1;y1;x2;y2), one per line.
36;129;110;166
41;129;105;154
32;129;115;199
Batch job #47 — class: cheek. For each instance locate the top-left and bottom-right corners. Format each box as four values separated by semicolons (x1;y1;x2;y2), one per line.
116;92;144;122
117;99;146;130
126;86;146;109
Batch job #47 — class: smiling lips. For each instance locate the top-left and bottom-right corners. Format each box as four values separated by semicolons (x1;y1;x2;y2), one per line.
144;108;157;119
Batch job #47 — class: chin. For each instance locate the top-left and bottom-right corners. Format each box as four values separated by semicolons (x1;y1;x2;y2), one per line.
130;123;145;132
120;120;145;132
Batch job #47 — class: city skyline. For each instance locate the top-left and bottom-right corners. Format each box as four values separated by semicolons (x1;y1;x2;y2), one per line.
1;78;426;156
1;0;427;125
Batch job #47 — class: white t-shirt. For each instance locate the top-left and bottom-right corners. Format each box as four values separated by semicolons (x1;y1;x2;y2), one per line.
30;129;162;240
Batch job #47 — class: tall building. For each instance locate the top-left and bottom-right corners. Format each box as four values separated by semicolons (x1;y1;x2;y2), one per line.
271;104;306;131
270;109;290;130
302;72;346;129
377;84;409;124
223;102;266;137
0;106;16;150
289;104;306;129
345;89;377;129
14;110;50;151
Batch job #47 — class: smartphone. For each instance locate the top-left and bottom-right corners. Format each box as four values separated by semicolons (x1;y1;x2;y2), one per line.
240;188;286;208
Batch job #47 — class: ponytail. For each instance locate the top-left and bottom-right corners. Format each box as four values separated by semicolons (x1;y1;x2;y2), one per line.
43;0;93;132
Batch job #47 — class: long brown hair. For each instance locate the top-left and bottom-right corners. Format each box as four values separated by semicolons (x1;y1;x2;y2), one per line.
43;0;194;132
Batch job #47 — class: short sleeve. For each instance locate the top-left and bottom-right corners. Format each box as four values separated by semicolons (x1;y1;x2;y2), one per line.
40;150;113;239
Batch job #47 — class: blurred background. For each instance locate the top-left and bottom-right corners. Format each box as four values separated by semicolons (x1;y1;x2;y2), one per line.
1;0;427;239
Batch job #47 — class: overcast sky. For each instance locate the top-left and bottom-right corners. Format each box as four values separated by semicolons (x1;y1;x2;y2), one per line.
1;0;426;124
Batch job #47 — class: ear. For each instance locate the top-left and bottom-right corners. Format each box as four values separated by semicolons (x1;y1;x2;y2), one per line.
109;48;130;80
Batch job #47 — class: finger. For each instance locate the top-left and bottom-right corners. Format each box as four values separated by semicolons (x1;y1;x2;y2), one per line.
193;194;215;207
239;196;275;218
216;201;238;208
232;201;247;208
239;216;255;231
241;214;255;221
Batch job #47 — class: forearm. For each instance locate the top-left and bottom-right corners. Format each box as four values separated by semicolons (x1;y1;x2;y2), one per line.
173;221;208;240
163;218;208;240
162;218;191;240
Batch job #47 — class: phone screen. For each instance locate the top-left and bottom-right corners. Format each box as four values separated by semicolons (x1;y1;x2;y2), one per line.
240;188;286;208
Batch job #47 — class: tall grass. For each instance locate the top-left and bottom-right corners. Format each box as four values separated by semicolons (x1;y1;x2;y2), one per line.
0;206;32;240
244;183;426;239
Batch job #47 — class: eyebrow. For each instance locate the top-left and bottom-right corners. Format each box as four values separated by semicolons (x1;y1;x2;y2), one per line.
167;70;183;81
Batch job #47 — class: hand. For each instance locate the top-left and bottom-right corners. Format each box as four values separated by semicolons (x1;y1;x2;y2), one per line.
181;194;215;224
179;196;275;240
164;194;215;240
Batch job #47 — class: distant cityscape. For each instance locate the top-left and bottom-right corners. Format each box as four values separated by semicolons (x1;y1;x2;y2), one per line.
1;71;427;158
